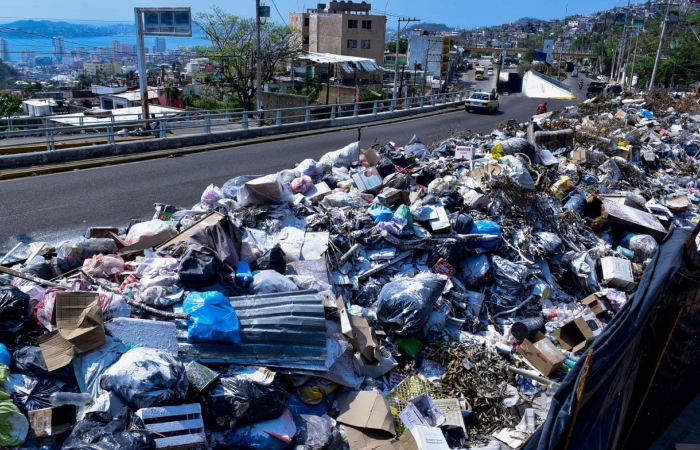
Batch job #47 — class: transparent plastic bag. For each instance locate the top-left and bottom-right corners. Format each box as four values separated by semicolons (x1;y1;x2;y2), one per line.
125;220;172;246
251;270;298;295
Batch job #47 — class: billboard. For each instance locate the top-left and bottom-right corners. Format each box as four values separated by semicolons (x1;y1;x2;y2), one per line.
142;8;192;37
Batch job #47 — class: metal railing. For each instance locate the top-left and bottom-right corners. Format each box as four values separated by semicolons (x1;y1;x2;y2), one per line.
0;92;465;153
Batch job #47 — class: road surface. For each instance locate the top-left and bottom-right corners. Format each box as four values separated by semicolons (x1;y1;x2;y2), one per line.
0;89;578;259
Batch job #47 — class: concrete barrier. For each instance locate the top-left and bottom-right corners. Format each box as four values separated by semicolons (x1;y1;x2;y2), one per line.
0;99;462;170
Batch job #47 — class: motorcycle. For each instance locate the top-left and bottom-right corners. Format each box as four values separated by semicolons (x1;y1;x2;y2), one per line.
579;81;584;90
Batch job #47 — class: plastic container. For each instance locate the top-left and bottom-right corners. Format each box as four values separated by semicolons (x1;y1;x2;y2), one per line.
49;392;92;406
0;343;10;367
236;261;253;288
394;336;424;358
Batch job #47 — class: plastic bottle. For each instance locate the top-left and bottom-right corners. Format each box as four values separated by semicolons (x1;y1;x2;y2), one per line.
0;343;10;367
236;261;253;288
49;392;92;407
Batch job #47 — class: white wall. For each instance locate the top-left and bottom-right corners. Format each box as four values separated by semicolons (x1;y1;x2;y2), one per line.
522;70;573;99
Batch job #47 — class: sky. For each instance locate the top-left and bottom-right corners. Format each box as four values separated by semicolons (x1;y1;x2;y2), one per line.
0;0;649;29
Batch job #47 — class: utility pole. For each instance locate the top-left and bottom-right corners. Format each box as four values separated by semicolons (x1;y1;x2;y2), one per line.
615;0;631;82
557;4;567;80
134;8;149;121
255;0;263;109
629;31;639;88
392;17;420;101
650;2;673;90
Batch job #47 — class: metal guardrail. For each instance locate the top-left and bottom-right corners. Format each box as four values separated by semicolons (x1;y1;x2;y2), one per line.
0;92;465;152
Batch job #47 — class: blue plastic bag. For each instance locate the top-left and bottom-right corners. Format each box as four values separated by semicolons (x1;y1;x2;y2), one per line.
182;292;242;345
368;203;393;224
465;220;502;251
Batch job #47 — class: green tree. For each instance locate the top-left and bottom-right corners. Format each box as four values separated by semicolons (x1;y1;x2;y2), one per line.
0;92;22;117
159;78;181;106
75;73;94;89
301;73;322;103
387;38;408;54
194;6;301;110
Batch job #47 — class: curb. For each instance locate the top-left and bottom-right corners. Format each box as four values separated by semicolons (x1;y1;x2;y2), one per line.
0;105;463;181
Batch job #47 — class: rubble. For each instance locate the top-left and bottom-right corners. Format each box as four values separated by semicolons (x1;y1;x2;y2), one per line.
2;89;700;449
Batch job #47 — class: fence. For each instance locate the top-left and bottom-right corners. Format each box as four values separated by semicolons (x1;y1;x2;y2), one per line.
0;92;465;153
523;224;700;450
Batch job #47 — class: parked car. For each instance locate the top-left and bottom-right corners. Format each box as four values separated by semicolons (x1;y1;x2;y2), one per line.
586;81;605;98
465;91;499;114
488;69;494;76
474;61;480;66
597;75;610;82
571;70;578;77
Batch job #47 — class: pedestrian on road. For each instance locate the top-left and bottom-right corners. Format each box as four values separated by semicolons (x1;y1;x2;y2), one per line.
536;102;548;115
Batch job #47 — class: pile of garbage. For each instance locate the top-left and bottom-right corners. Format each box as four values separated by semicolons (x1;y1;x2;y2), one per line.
1;90;700;450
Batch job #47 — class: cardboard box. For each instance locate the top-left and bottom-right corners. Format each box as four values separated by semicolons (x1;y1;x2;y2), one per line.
572;149;607;166
377;188;410;209
399;425;450;450
517;332;566;377
37;292;107;372
336;297;380;364
553;317;596;352
463;190;490;210
581;294;609;316
361;147;381;166
353;167;384;193
337;391;396;435
454;146;474;161
28;405;76;437
600;256;635;290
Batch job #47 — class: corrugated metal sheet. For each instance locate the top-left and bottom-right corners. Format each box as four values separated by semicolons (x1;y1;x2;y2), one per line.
177;290;328;371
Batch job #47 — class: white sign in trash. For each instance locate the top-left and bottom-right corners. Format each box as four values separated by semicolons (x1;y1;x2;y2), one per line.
455;146;474;161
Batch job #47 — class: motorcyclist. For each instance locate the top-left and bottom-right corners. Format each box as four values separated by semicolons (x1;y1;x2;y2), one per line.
579;80;584;89
536;102;548;115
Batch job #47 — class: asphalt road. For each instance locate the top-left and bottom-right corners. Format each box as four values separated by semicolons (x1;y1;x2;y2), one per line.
0;88;578;259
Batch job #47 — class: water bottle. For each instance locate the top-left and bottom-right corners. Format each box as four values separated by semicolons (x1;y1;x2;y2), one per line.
49;392;92;407
0;343;10;367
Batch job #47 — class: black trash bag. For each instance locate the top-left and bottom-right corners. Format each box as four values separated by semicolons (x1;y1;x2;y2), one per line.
62;408;156;450
9;375;60;413
438;189;465;211
0;285;29;321
293;414;335;450
255;245;287;275
0;285;30;344
413;167;441;186
353;278;383;307
492;255;528;299
376;156;397;178
377;274;447;337
499;137;535;156
450;213;474;235
440;425;466;449
20;256;53;280
12;346;76;382
204;367;289;424
178;249;217;288
426;241;463;268
431;141;455;159
99;348;189;410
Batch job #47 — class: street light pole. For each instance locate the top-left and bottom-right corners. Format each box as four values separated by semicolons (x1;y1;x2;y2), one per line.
256;0;263;109
134;8;150;121
392;17;419;101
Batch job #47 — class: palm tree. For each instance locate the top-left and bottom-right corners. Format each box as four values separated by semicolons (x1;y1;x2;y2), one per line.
159;78;181;107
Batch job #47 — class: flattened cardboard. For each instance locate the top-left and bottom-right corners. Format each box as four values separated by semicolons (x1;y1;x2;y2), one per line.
553;317;595;352
345;425;400;450
28;405;77;437
38;292;106;372
517;332;566;377
305;182;332;202
336;297;380;364
337;390;396;435
433;398;466;434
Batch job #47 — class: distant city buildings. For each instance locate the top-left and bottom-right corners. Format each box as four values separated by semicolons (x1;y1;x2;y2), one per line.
83;60;123;77
0;37;11;62
21;49;36;66
153;37;166;53
53;36;66;62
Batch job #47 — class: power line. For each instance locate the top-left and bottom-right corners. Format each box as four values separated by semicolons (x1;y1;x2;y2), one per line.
270;0;287;26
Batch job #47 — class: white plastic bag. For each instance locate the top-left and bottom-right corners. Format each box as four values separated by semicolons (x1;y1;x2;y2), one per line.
319;142;360;168
251;270;298;295
125;220;172;245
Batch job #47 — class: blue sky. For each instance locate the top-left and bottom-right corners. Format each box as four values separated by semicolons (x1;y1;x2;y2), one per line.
0;0;648;29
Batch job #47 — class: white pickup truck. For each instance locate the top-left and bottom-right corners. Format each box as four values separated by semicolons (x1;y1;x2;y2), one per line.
465;91;499;114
